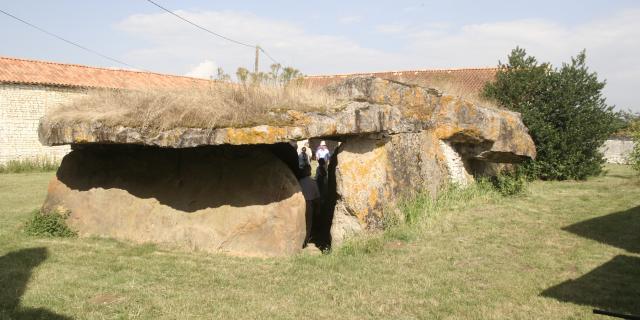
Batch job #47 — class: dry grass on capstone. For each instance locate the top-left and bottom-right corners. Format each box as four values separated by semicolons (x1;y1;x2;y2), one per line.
45;83;337;131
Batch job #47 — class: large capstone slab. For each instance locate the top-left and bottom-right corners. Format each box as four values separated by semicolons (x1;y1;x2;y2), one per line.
43;144;306;257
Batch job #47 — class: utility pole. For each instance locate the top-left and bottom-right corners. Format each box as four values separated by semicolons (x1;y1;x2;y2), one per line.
254;45;260;73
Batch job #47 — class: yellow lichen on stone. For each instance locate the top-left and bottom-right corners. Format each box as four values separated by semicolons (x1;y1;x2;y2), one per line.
225;126;290;144
338;140;388;223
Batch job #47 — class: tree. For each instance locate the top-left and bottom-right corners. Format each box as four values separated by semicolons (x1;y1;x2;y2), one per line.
236;67;249;85
269;63;282;84
280;67;302;85
216;67;231;82
484;48;618;180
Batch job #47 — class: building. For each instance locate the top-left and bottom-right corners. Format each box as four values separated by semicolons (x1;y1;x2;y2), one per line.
0;56;211;164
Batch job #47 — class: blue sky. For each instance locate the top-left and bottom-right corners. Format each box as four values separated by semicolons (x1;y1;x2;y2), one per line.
1;0;639;110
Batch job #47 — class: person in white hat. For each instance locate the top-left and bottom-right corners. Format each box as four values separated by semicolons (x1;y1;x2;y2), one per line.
315;140;330;163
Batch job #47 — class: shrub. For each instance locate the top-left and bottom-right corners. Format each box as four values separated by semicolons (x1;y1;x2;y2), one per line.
0;157;59;174
484;48;618;180
491;170;527;196
628;120;640;173
24;210;77;237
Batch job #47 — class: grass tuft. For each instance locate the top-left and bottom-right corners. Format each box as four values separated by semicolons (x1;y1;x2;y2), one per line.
0;157;59;174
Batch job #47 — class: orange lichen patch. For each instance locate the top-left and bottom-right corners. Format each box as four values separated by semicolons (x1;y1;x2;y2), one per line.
338;141;389;223
315;123;338;137
285;110;311;125
367;191;378;215
439;95;456;107
405;87;427;107
224;126;291;145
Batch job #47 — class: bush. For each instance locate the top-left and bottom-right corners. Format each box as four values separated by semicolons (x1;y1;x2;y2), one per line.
0;157;59;174
628;121;640;173
24;210;77;237
491;170;527;196
484;48;618;180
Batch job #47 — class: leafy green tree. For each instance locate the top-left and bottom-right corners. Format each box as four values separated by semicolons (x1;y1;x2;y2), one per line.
484;48;618;180
612;109;640;138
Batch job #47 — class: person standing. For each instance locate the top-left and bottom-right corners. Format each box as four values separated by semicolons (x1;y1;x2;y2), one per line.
298;165;320;246
315;141;331;163
315;158;328;201
298;147;310;169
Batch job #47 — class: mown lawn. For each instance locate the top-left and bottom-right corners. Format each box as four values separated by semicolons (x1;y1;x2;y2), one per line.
0;165;638;319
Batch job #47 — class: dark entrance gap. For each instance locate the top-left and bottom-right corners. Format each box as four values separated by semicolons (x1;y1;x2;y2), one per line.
307;139;341;251
273;139;343;250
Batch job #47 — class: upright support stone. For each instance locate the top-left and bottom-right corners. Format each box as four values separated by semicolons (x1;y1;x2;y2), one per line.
43;145;306;257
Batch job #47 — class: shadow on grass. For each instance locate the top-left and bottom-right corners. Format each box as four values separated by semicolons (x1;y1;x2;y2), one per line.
541;255;640;315
563;205;640;254
0;247;71;319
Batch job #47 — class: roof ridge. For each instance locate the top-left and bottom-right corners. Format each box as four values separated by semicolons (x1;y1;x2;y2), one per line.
0;55;210;82
305;67;499;78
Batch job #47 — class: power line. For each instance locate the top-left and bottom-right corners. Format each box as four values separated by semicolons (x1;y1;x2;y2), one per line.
259;47;279;65
146;0;254;48
145;0;282;66
0;8;142;70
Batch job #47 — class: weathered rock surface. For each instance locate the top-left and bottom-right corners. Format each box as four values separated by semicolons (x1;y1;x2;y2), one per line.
43;145;306;257
39;77;535;163
39;76;537;252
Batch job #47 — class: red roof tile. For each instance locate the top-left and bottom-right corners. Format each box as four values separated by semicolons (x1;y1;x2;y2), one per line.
0;56;212;90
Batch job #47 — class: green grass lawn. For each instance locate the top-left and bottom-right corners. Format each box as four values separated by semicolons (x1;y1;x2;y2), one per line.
1;165;639;319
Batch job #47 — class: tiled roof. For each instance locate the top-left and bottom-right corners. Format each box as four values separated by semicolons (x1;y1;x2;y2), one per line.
304;68;498;96
0;56;212;90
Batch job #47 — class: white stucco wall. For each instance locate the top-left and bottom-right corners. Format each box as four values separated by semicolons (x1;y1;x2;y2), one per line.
0;83;87;164
600;138;635;164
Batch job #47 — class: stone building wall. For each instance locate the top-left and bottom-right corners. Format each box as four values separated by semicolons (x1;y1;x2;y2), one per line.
0;83;86;164
600;138;635;164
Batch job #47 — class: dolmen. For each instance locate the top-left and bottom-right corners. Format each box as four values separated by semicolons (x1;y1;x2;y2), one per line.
38;77;536;257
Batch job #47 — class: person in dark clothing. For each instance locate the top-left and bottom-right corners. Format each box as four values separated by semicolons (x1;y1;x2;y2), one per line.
315;158;328;201
298;165;320;246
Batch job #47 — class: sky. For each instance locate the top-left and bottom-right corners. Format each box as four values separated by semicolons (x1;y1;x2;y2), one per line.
1;0;639;111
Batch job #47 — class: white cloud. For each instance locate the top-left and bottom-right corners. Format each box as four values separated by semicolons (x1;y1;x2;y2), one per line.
117;8;640;110
375;24;407;34
397;10;640;109
339;15;362;24
185;60;217;79
117;10;393;77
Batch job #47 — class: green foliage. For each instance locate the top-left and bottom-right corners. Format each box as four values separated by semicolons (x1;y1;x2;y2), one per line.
611;110;640;138
0;158;59;174
627;120;640;173
235;65;303;87
24;210;77;238
491;169;527;196
484;47;618;180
